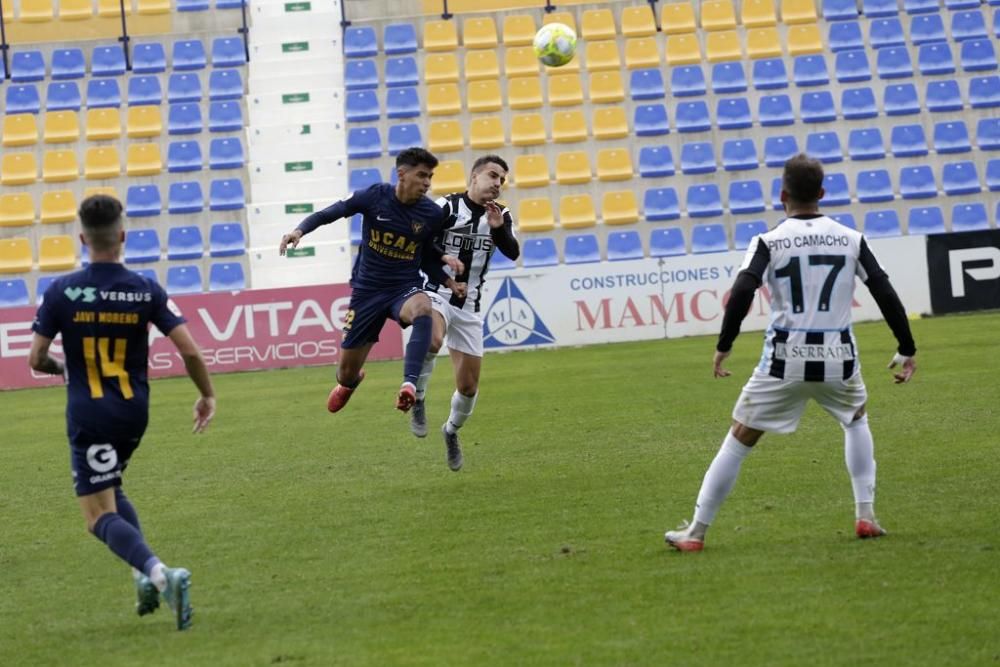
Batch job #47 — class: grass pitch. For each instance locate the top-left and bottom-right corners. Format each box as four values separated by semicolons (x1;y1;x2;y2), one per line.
2;312;998;666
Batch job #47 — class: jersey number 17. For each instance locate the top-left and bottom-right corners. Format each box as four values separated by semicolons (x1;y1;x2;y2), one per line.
774;255;846;314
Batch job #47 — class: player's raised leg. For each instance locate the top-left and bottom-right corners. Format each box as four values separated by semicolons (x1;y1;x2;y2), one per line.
412;310;446;437
842;408;886;538
396;291;435;412
328;344;373;413
440;350;481;471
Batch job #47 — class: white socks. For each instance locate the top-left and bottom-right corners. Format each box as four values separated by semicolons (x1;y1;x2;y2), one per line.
692;431;753;528
444;391;477;435
149;562;168;592
843;415;877;520
414;354;436;401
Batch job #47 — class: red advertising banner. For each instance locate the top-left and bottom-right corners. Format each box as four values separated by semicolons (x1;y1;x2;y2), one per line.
0;283;403;391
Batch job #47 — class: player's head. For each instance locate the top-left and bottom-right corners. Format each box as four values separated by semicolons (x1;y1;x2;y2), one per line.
781;154;825;211
395;147;439;203
468;155;508;205
78;194;125;254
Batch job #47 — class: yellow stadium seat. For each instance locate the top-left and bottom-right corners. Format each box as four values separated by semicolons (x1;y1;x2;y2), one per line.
589;70;625;104
513;154;550;188
747;27;783;59
85;147;121;179
517;199;555;233
428;120;463;154
602;191;639;225
20;0;54;22
582;8;616;40
2;153;37;185
0;194;35;227
39;235;77;271
505;47;538;78
545;53;580;74
467;80;502;113
469;117;504;149
85;108;121;141
424;53;460;84
625;37;660;69
507;76;543;110
543;11;576;32
596;148;633;182
137;0;170;14
59;0;93;20
431;160;466;195
702;1;736;31
585;40;621;71
707;30;742;63
503;14;537;46
742;0;778;27
662;2;696;34
559;194;597;229
126;143;161;176
552;110;587;143
547;74;583;107
42;150;79;183
126;106;162;138
3;114;38;147
465;50;499;81
593;107;628;140
782;0;817;24
511;113;546;146
788;24;823;55
621;5;656;37
98;0;129;17
463;16;497;49
427;83;461;115
555;151;591;185
40;190;76;224
84;186;118;200
0;238;32;274
43;111;79;144
424;20;458;52
666;34;701;65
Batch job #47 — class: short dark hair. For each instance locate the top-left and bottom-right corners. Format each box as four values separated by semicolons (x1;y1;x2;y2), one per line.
79;194;123;230
782;154;825;204
471;155;509;174
396;147;439;170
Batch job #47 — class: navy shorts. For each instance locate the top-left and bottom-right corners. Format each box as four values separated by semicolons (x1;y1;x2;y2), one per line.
342;285;422;348
68;427;143;497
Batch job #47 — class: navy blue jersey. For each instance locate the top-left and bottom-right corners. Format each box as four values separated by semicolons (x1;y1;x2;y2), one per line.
32;263;185;437
296;183;449;290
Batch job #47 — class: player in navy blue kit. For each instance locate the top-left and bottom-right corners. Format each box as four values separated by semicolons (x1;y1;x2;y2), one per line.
28;195;215;630
279;147;466;413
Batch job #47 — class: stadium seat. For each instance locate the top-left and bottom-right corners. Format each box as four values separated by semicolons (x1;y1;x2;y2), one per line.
424;54;459;85
716;98;752;130
465;50;499;81
764;135;799;167
680;141;717;174
649;227;685;257
84;147;121;179
177;0;210;11
952;10;987;41
918;43;955;75
210;179;245;211
92;45;126;77
427;83;461;115
643;187;681;220
0;239;32;274
746;27;783;59
0;279;29;307
864;0;899;17
633;104;670;136
174;39;207;70
209;223;246;257
564;235;601;265
793;55;829;86
124;228;160;263
431;160;466;194
6;85;41;115
961;40;998;72
385;57;418;88
602;190;639;225
344;26;377;58
386;87;420;118
661;2;696;33
753;59;789;90
126;105;162;138
701;0;736;31
686;184;724;217
51;48;85;80
514;154;549;187
11;51;45;82
47;82;81;111
722;139;759;171
942;161;981;195
712;62;748;93
167;73;201;104
734;221;769;249
209;101;242;132
21;0;55;21
908;207;945;235
86;79;120;108
800;91;837;123
347;127;381;159
891;123;929;156
970;75;1000;108
621;5;656;37
829;21;864;52
1;153;37;186
884;83;920;115
502;14;536;45
209;263;246;291
593;107;629;140
168;182;204;214
771;176;786;207
783;0;817;23
900;165;938;199
0;193;34;227
126;185;161;217
348;168;381;192
42;150;78;183
165;104;201;136
691;224;728;253
470;117;503;149
729;180;766;214
848;128;886;160
508;76;543;110
132;43;166;74
842;87;878;119
706;30;742;63
629;69;665;101
133;267;159;283
670;65;706;97
167;226;203;260
676;101;711;132
551;111;586;143
822;173;851;205
665;34;701;66
586;40;621;71
549;74;584;107
835;50;871;83
863;210;901;238
346;90;379;123
556;151;591;185
952;203;989;231
138;0;171;14
877;47;913;78
759;94;794;125
988;159;1000;191
522;238;558;268
934;120;972;153
788;24;823;56
857;169;894;202
38;236;76;272
166;265;203;294
597;148;632;181
86;108;121;141
3;114;38;147
559;194;597;229
638;146;675;177
345;60;378;90
349;215;362;245
518;199;555;233
590;71;626;103
830;213;857;229
384;23;418;55
823;0;857;21
869;18;905;49
607;231;644;261
167;141;202;172
423;20;458;52
743;0;778;26
428;120;462;153
926;80;963;112
468;81;503;113
911;14;946;44
978;118;1000;150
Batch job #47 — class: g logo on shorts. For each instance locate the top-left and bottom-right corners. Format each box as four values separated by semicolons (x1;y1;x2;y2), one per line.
86;444;118;473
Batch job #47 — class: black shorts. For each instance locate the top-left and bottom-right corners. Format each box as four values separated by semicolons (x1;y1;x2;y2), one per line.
68;426;144;497
342;285;422;348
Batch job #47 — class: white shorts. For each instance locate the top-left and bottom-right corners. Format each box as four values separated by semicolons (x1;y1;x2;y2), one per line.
427;290;484;357
732;369;868;434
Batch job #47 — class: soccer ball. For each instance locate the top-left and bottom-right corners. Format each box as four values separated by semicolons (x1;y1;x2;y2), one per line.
533;23;577;67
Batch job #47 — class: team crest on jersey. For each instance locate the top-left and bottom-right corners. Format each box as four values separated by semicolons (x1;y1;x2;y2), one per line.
411;221;424;234
483;278;555;348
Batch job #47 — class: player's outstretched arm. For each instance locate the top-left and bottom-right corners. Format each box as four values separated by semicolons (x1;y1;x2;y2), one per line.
279;229;303;255
280;194;366;256
168;324;216;434
27;334;64;376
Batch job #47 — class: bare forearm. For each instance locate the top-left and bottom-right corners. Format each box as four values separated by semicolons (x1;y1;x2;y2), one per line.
182;352;215;398
31;353;64;376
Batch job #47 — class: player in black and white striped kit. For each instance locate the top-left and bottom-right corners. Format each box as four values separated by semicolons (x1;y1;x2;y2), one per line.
666;155;918;552
411;156;520;471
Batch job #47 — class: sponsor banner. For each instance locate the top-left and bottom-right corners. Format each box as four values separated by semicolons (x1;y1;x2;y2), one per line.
0;283;402;391
926;230;1000;315
480;236;932;350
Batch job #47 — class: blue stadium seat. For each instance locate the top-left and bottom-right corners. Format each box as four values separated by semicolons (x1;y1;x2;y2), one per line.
770;177;783;210
722;139;758;171
46;82;80;112
686;184;723;217
904;0;939;12
910;13;946;44
127;76;162;106
167;264;203;295
347;127;381;159
680;142;716;174
729;180;766;214
857;169;894;202
801;91;837;122
918;43;955;75
952;202;989;231
877;47;912;78
711;62;747;93
926;79;963;112
384;23;418;55
173;39;207;71
671;65;706;97
934;120;971;153
869;18;905;48
490;252;516;271
385;57;419;88
36;276;61;304
822;173;851;205
988;159;1000;190
346;90;379;122
830;213;857;229
93;45;126;77
133;42;167;74
841;86;878;119
209;138;244;170
217;0;245;8
649;228;685;256
961;39;997;72
51;48;85;80
11;51;44;82
212;38;246;68
823;0;858;21
87;79;121;108
891;123;929;156
126;185;162;217
733;221;768;250
764;135;799;167
344;26;378;58
209;263;246;291
864;0;899;17
0;280;30;308
6;84;41;114
349;168;382;191
908;206;945;234
209;179;245;211
634;104;670;136
899;165;938;198
125;229;161;263
758;94;794;126
522;238;558;267
676;101;711;132
835;49;872;82
829;21;864;52
942;161;981;195
970;75;1000;107
638;146;675;177
978;118;1000;150
848;128;885;160
607;231;644;262
168;73;202;103
209;101;242;132
168;182;205;214
563;234;601;264
168;103;202;135
691;224;728;253
167;226;204;260
178;0;210;10
387;123;421;155
630;68;666;100
350;215;363;245
951;10;988;41
386;87;419;119
643;187;680;220
716;98;752;129
807;131;844;163
995;6;1000;36
345;59;378;90
209;70;243;100
209;223;246;257
81;245;89;267
883;83;920;115
752;58;789;90
167;141;202;172
864;210;901;238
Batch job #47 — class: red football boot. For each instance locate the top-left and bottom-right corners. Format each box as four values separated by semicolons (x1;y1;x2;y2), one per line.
395;382;417;412
855;518;887;539
327;370;364;413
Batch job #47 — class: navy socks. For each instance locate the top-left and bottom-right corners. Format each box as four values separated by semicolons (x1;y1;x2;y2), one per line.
92;512;158;576
404;315;433;385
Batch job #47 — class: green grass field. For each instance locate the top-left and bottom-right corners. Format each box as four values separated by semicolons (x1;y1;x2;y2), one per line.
2;312;998;666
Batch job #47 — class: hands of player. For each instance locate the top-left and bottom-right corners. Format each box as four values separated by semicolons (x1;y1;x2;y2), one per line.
485;201;504;229
713;350;732;378
193;396;216;434
279;230;303;256
887;353;916;384
446;279;468;299
442;254;465;275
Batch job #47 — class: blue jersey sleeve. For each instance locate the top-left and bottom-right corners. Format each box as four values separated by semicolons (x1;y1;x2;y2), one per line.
296;185;376;235
31;283;61;338
150;283;186;335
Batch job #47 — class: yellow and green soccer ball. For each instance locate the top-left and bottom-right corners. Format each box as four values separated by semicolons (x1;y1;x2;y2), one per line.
533;23;577;67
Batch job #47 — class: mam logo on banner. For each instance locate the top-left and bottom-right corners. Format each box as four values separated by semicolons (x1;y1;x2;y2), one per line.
926;230;1000;315
483;278;555;348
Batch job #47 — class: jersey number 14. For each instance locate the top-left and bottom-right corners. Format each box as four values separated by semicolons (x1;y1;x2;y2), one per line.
83;337;133;399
